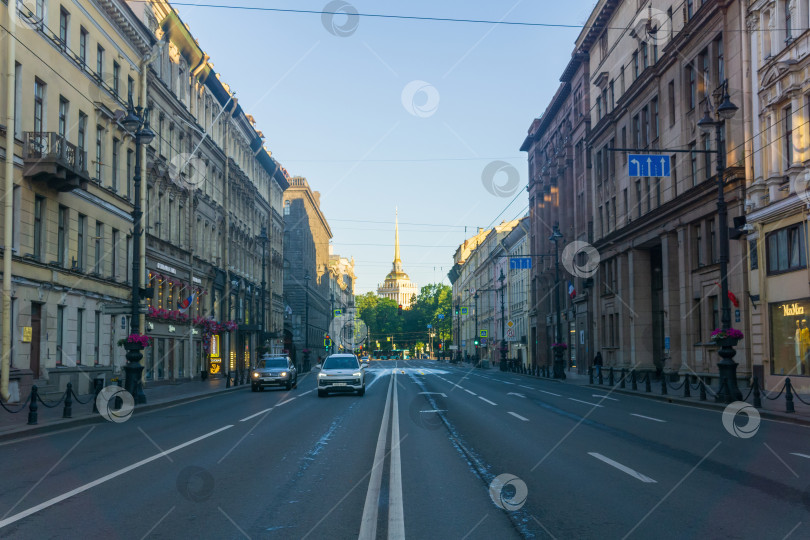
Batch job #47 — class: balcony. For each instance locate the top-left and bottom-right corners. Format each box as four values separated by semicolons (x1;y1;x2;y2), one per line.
23;132;90;192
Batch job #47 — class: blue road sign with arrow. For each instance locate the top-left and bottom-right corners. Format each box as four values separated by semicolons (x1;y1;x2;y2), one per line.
510;257;532;269
629;154;671;177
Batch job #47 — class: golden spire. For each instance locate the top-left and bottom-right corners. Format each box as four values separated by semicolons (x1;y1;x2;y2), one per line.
394;207;401;265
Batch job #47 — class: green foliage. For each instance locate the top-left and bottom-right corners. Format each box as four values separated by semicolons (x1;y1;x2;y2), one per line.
357;283;453;352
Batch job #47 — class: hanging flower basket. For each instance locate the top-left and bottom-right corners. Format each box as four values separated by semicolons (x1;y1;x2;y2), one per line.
711;328;743;346
117;333;151;349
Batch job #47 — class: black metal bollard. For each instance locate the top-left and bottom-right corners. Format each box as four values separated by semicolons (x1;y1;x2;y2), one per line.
27;385;39;425
645;373;652;393
661;373;667;395
620;368;626;389
699;377;707;401
753;376;762;408
598;368;604;385
226;371;231;388
609;367;615;386
786;378;795;413
63;383;73;418
92;378;103;413
684;375;691;398
631;370;637;391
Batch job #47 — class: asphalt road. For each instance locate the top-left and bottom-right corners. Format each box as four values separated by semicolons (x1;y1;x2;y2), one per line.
1;360;808;539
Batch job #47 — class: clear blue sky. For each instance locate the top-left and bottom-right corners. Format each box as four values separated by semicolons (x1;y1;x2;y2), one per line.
176;1;592;294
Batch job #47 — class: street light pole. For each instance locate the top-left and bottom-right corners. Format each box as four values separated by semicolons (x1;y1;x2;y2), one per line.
120;92;155;404
499;269;507;372
698;80;742;403
550;224;565;379
455;301;460;363
474;291;479;367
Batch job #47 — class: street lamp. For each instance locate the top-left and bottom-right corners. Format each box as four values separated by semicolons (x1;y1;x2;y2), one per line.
549;224;565;379
499;268;507;372
303;272;310;372
455;301;460;364
258;226;268;346
474;291;480;367
697;80;742;403
120;92;155;404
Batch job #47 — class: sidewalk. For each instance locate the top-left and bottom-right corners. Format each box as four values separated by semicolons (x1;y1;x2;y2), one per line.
0;375;246;440
502;367;810;425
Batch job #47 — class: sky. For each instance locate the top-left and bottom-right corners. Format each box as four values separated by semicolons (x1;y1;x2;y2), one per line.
174;1;594;295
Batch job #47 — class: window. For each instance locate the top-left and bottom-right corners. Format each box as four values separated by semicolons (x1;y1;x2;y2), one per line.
113;62;120;97
58;97;68;138
76;308;84;365
94;222;103;274
112;229;119;279
59;8;69;49
78;214;86;270
94;311;101;365
57;206;67;265
652;97;659;141
687;66;696;110
33;196;44;260
596;96;602;120
621;126;627;164
623;188;628;223
609;80;615;110
95;125;104;181
710;296;719;335
703;135;712;180
620;66;625;94
687;0;694;19
642;42;648;69
112;138;119;192
767;223;807;274
633;115;641;148
716;37;724;84
701;51;710;101
14;63;22;138
96;44;104;79
36;0;45;21
34;79;45;134
694;224;703;267
785;0;792;41
283;200;291;215
74;113;87;157
57;306;64;365
79;27;87;65
642;105;649;147
127;76;134;99
709;219;717;263
668;80;675;126
690;143;698;186
784;106;793;168
633;52;639;79
600;32;608;60
750;239;758;270
126;149;133;199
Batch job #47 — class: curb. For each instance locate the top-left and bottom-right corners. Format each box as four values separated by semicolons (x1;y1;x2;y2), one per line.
0;384;246;443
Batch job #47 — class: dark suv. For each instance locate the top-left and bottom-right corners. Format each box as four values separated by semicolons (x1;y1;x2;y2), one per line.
251;356;297;391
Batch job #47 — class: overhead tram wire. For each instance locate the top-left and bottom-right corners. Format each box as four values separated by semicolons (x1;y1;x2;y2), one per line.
127;1;793;33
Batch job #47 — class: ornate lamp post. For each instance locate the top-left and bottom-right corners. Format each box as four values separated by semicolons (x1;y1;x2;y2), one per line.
258;226;268;345
697;80;742;403
499;268;507;372
120;92;155;404
549;224;565;379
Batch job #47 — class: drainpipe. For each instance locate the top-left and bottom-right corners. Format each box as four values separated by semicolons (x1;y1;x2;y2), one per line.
2;0;18;401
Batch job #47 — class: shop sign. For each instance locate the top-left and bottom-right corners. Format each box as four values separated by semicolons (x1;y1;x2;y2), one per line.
782;303;805;316
157;262;177;275
192;277;202;285
22;327;32;342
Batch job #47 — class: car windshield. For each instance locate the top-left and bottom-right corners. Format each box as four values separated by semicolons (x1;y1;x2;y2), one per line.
322;357;358;370
257;358;287;369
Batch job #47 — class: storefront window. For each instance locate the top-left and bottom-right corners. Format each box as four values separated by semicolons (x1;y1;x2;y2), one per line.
770;299;810;376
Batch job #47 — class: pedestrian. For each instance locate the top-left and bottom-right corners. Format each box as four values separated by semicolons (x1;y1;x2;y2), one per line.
592;351;603;380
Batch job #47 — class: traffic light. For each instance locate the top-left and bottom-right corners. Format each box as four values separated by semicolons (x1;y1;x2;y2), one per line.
474;338;479;346
439;343;443;350
398;304;403;315
324;334;332;351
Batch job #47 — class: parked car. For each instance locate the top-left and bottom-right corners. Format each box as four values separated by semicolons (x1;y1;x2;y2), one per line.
360;356;370;364
316;354;366;397
251;356;297;392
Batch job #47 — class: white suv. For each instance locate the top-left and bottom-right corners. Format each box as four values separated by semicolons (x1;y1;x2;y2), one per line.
317;354;366;397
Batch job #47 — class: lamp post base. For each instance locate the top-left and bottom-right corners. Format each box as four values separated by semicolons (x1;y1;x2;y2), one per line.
715;339;742;403
123;348;147;405
553;350;566;379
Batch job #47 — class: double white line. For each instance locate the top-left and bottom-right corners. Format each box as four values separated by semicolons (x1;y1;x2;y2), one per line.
359;371;405;540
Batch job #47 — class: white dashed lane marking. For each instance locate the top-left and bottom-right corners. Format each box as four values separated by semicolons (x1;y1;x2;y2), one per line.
479;397;497;406
630;413;666;423
508;412;529;422
588;452;657;483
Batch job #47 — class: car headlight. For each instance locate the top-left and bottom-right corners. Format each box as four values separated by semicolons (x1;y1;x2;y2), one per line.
318;372;327;378
280;371;287;377
252;372;259;378
353;372;362;377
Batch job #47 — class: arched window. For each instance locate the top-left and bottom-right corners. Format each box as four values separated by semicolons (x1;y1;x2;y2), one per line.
284;200;291;216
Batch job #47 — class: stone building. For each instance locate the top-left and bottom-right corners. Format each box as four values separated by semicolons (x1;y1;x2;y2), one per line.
283;176;333;368
745;0;810;393
0;0;154;399
581;0;749;380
